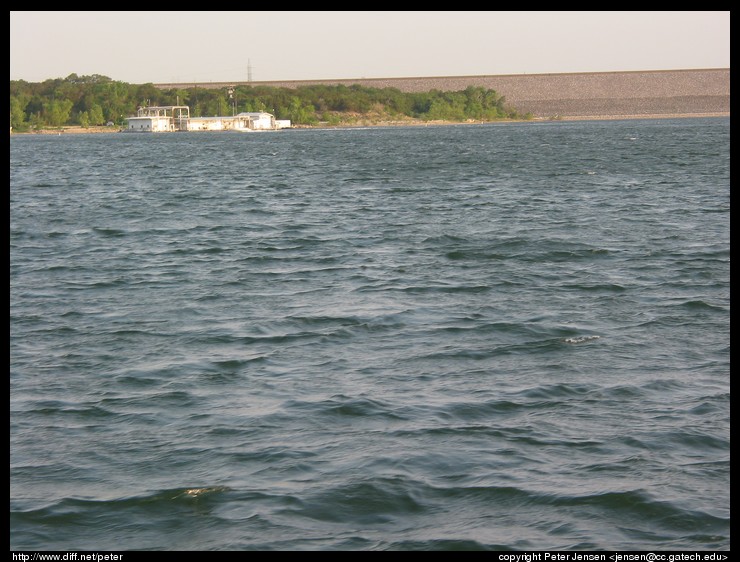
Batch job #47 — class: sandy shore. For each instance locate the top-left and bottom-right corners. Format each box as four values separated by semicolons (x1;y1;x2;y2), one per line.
12;126;123;135
538;112;729;122
10;127;122;135
11;112;728;135
303;113;729;128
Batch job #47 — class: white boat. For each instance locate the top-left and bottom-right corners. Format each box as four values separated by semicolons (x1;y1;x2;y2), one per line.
125;105;289;133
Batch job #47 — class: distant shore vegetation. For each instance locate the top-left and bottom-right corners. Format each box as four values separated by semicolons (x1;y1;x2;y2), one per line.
10;74;532;131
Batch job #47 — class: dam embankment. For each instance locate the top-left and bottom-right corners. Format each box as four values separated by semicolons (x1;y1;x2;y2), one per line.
155;68;729;119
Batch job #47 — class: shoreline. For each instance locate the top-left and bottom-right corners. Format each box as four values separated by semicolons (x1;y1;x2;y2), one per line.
11;112;729;135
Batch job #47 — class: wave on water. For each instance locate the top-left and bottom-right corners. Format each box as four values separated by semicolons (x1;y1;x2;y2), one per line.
9;478;729;550
563;335;602;344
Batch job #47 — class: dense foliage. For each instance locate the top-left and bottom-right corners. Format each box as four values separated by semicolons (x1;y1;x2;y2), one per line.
10;74;532;131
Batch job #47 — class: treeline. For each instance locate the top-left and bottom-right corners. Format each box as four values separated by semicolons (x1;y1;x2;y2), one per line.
9;74;531;131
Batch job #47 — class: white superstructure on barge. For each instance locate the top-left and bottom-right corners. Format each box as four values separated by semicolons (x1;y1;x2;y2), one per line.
125;105;290;132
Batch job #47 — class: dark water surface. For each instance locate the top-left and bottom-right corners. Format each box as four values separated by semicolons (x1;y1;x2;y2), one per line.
10;119;730;550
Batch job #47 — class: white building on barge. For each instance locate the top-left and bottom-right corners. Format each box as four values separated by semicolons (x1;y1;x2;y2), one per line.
125;105;290;132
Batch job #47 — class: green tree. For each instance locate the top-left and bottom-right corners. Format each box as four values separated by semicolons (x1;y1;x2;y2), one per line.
134;83;162;107
28;111;44;130
10;95;29;130
88;104;105;125
44;99;74;127
285;96;317;125
203;93;228;116
9;76;525;128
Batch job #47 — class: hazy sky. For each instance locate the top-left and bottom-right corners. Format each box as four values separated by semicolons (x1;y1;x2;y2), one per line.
10;11;730;84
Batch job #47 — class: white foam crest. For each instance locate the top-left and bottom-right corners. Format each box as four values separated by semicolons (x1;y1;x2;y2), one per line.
564;335;602;344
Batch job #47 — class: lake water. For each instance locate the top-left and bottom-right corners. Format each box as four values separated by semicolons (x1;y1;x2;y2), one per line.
10;118;730;551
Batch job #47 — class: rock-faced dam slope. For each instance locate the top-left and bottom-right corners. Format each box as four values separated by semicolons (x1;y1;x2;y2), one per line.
155;68;729;119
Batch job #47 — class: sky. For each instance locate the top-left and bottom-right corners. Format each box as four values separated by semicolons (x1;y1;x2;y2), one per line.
10;11;730;84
